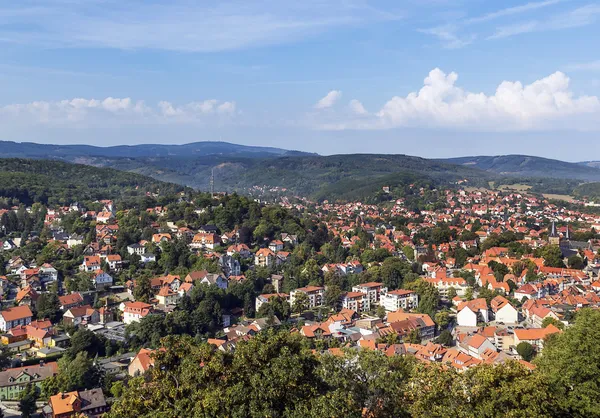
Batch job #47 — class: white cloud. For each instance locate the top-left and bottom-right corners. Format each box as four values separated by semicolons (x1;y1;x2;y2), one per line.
419;25;475;49
489;4;600;39
564;60;600;72
465;0;563;24
0;97;236;124
348;99;368;115
315;90;342;109
421;0;562;48
314;68;600;131
0;1;401;52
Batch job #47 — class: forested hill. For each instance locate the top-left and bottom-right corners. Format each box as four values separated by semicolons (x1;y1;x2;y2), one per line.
74;153;494;200
0;140;314;160
440;155;600;182
0;158;185;206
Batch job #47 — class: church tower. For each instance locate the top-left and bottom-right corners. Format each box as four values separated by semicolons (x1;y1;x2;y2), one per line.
549;221;560;245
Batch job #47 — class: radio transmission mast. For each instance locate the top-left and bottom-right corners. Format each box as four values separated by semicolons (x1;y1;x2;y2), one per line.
210;167;215;198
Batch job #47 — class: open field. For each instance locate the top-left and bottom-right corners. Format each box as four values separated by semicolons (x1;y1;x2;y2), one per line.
543;193;575;202
497;184;532;192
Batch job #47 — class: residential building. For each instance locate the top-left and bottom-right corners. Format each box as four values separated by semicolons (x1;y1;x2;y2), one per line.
341;291;370;312
457;333;497;360
424;276;469;297
0;362;58;401
59;293;84;311
0;305;33;332
255;293;289;312
122;301;152;325
80;256;101;273
128;348;157;377
290;286;325;309
200;273;228;290
254;248;276;268
127;243;145;256
514;325;561;351
156;286;178;306
92;270;113;290
490;296;519;324
45;388;108;418
380;289;418;312
352;282;387;306
456;299;489;327
63;306;100;328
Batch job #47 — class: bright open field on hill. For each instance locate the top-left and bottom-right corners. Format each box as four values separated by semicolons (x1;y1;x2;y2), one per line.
543;193;575;202
497;184;532;192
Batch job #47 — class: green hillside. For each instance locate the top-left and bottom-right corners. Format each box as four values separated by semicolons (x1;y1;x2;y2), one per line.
0;158;184;206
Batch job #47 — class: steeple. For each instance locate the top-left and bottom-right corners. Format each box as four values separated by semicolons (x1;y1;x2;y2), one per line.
549;220;560;245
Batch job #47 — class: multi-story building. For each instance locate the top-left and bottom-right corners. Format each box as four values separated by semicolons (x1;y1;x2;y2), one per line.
424;277;469;297
352;282;387;307
254;248;276;268
341;291;370;312
380;289;419;312
255;293;289;312
290;286;324;309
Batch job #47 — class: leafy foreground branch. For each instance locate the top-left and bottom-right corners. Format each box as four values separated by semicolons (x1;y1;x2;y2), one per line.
109;309;600;418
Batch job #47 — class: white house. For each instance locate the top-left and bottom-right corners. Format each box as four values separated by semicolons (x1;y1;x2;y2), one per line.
93;270;114;290
140;253;156;264
122;301;152;325
514;283;545;301
127;243;145;256
456;298;489;327
80;256;101;273
490;296;518;324
39;264;59;284
0;305;33;332
458;333;497;360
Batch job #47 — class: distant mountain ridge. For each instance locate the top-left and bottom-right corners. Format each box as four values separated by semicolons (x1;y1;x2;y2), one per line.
0;140;315;159
579;161;600;169
439;155;600;182
2;140;600;201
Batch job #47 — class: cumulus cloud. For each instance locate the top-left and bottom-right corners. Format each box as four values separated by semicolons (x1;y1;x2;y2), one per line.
314;68;600;131
0;97;236;124
348;99;368;115
314;90;342;109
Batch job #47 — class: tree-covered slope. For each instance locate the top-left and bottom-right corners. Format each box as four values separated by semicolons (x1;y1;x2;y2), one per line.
0;158;184;205
441;155;600;181
90;153;493;199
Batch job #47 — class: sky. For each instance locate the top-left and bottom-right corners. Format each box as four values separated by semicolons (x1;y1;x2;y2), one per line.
0;0;599;161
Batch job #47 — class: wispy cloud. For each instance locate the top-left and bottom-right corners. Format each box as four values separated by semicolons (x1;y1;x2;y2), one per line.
0;96;237;125
422;0;564;48
465;0;563;24
564;60;600;72
419;25;476;49
489;4;600;39
312;68;600;131
0;0;401;52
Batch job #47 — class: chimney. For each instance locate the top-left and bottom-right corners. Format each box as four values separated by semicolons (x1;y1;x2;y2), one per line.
39;360;45;367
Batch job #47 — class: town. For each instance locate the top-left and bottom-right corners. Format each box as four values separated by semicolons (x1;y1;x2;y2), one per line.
0;182;599;417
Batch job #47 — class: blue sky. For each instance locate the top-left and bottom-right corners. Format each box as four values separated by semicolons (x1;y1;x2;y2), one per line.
0;0;599;160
